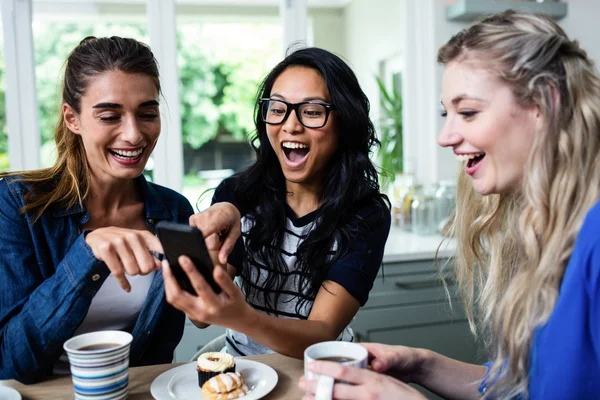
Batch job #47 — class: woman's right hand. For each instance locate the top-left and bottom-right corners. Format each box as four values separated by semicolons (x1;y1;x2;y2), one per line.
360;343;427;383
85;227;164;292
299;360;428;400
188;202;241;265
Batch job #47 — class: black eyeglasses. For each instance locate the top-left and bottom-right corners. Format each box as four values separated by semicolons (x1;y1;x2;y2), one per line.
258;98;336;129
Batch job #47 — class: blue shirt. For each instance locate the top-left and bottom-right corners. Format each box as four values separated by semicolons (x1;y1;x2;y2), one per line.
0;175;194;383
480;200;600;398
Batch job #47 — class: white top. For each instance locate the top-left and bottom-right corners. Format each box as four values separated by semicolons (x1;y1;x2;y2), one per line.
53;272;155;374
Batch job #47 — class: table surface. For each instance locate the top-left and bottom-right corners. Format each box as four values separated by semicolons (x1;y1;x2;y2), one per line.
0;353;304;399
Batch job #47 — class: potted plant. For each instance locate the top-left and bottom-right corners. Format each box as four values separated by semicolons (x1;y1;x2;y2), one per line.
375;73;403;190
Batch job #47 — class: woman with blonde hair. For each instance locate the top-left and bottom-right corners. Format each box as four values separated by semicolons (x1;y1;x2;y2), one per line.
0;36;240;383
300;10;600;400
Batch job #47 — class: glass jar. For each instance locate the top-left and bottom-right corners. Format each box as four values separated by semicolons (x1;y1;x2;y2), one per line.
400;184;422;232
411;185;438;235
390;174;415;227
435;180;456;232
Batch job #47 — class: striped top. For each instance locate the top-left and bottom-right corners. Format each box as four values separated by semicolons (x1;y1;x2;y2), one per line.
213;179;390;356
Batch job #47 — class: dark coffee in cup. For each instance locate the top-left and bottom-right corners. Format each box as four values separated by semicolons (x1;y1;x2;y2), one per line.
78;343;120;351
316;356;356;363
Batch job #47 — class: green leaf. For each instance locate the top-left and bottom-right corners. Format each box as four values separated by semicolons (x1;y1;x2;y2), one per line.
374;73;403;189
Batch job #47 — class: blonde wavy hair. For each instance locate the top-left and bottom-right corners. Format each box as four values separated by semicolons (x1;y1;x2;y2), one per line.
1;36;160;223
438;10;600;398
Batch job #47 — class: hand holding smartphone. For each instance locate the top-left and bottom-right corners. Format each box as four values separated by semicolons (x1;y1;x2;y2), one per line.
155;221;222;294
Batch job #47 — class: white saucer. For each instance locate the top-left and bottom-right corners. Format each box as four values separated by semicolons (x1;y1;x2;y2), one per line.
150;359;278;400
0;386;22;400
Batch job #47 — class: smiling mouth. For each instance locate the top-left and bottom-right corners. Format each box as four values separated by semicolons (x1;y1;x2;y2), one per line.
457;152;485;169
282;142;310;164
109;146;145;160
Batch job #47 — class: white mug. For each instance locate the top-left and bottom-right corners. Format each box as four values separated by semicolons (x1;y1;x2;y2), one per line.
304;341;368;400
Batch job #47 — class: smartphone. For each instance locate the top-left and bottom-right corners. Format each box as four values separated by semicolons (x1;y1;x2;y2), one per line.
155;221;221;294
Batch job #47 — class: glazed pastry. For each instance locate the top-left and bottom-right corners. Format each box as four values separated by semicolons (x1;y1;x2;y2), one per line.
196;352;236;387
201;371;249;400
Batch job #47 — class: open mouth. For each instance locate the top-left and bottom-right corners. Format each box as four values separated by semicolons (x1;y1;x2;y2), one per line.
457;152;485;169
282;141;309;165
109;146;145;160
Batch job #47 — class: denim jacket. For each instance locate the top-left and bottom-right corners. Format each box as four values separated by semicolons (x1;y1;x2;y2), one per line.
0;175;194;383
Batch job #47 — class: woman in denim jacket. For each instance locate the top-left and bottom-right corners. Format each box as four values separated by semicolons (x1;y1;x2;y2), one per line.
0;37;240;383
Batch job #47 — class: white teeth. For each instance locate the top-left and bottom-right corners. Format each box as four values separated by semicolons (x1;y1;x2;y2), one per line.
456;152;485;162
111;148;144;158
282;142;309;149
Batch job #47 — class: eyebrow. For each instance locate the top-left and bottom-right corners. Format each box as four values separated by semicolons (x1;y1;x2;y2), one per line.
270;93;329;103
441;94;486;107
92;100;160;109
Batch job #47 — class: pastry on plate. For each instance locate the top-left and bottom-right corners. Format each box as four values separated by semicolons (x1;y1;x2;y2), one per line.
196;352;236;387
201;371;248;400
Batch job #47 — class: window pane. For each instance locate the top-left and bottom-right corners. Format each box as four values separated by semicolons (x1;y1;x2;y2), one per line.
32;7;147;173
177;18;281;211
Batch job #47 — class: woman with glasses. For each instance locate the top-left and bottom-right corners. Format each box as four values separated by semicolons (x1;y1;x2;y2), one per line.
163;47;391;358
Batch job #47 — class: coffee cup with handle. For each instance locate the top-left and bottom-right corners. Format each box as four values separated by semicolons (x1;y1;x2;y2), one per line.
304;341;368;400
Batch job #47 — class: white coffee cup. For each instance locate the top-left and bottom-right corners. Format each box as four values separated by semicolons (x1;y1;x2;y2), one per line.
63;330;133;400
304;341;368;400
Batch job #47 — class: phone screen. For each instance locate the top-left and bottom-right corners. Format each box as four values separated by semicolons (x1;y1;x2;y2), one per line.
155;221;221;294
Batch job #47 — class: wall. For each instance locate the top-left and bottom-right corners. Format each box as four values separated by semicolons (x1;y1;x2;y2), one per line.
559;0;600;65
310;8;345;57
432;2;469;183
340;0;405;123
407;0;600;185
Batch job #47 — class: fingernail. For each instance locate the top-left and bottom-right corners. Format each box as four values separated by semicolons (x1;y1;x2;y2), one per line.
298;379;305;389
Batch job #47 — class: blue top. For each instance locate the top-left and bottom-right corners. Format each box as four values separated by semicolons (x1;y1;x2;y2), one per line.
479;200;600;399
0;175;194;383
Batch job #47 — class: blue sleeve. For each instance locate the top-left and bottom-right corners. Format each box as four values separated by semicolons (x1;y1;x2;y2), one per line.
479;361;493;394
581;208;600;366
326;204;391;306
211;178;244;273
0;181;108;383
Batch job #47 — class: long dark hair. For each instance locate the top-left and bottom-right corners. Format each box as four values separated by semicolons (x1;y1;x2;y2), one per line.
231;47;390;314
1;36;160;222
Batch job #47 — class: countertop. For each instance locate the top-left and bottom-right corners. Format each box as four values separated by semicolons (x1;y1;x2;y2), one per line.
383;226;455;263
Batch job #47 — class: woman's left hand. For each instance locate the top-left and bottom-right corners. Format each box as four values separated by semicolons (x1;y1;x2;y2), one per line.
299;360;427;400
162;255;256;329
